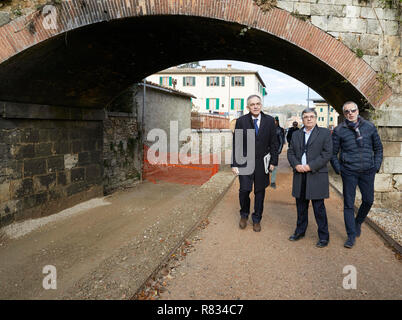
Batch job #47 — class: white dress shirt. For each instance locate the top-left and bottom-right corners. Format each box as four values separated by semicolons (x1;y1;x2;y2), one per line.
251;114;261;129
301;127;314;165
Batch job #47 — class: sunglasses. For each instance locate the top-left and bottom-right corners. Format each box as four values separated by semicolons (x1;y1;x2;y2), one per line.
344;108;358;115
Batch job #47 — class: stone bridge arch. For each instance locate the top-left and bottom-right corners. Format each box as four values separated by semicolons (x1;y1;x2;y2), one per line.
0;0;400;226
0;0;393;110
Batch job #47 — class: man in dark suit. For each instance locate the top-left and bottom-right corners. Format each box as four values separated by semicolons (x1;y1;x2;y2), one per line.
287;108;333;248
286;121;299;147
231;95;278;232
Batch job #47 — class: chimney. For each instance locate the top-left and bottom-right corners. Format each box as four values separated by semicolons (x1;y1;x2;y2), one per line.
201;66;206;72
227;64;232;70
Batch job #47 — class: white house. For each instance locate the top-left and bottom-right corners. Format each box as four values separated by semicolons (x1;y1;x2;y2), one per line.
312;99;339;129
146;64;267;119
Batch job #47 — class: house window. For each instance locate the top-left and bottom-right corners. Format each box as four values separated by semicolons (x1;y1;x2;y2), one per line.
232;76;245;86
320;108;323;112
221;76;225;87
160;76;172;87
231;98;244;111
183;76;196;86
330;117;333;121
330;107;334;112
206;98;220;110
207;76;220;86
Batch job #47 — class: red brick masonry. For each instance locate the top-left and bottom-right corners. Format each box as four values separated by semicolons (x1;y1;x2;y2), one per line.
0;0;392;107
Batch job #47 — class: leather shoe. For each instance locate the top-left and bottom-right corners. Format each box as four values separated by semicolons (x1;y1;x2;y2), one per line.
316;239;329;248
239;217;247;229
289;233;305;241
344;237;355;248
253;222;261;232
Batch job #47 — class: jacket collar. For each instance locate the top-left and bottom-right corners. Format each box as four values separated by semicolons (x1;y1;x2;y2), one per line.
300;125;319;147
342;116;365;128
248;111;266;131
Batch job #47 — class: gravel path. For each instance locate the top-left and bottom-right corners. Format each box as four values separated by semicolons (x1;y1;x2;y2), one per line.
153;157;402;300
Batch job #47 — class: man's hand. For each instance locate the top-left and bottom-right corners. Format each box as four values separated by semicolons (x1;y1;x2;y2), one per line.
303;164;311;172
295;165;305;173
269;164;275;172
232;167;239;176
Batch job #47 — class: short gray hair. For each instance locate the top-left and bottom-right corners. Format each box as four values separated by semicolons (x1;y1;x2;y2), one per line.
342;101;358;110
246;94;262;105
301;108;317;117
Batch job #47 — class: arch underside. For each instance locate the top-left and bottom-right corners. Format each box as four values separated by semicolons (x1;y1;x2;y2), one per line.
0;15;385;111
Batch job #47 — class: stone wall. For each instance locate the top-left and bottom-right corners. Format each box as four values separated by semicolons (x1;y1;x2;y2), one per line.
0;103;104;227
276;0;401;106
103;113;141;194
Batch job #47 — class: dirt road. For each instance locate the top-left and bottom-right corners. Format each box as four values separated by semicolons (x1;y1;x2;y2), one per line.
0;170;235;300
157;157;402;300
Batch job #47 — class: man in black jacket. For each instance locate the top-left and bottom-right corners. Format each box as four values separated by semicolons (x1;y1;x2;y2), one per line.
270;117;285;189
286;121;299;147
231;95;278;232
287;108;332;248
331;101;383;249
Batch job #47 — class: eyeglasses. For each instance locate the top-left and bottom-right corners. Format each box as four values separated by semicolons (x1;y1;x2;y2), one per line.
344;108;358;115
249;103;262;107
302;116;316;120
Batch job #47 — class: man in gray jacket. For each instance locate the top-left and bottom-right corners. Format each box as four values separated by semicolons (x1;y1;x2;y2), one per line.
287;108;333;248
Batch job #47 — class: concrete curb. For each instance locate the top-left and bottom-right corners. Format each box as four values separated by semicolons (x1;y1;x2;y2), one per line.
131;171;237;299
329;177;402;255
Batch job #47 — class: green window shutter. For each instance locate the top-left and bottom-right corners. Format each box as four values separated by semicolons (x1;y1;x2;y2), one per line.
207;77;210;86
231;99;234;110
206;98;210;110
241;77;245;86
183;77;186;86
216;77;219;86
193;77;196;86
320;108;323;112
169;77;172;86
159;77;163;85
222;77;225;86
231;77;234;86
241;99;244;110
216;98;220;110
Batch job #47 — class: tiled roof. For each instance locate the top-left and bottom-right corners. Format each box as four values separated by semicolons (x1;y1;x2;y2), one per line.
139;81;196;99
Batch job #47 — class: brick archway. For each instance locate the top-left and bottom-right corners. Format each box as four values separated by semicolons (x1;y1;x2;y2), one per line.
0;0;392;109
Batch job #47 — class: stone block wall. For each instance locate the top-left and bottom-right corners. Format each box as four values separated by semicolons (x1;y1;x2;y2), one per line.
0;103;104;227
375;126;402;211
103;112;141;194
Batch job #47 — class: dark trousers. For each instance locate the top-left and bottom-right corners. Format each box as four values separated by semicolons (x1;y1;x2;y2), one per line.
295;173;329;241
341;169;375;239
239;174;266;224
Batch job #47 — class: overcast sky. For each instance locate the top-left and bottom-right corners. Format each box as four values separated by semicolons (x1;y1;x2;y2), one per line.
198;59;323;107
